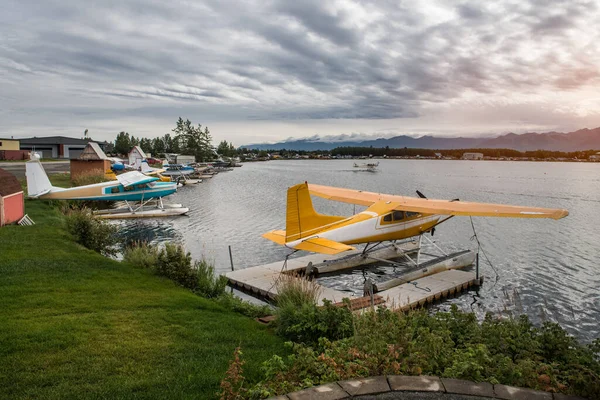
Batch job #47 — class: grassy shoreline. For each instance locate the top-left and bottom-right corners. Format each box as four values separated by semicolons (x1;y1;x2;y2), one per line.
0;196;286;399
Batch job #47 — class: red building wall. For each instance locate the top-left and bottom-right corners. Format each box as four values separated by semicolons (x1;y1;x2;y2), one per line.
1;192;24;226
0;150;29;160
70;160;111;181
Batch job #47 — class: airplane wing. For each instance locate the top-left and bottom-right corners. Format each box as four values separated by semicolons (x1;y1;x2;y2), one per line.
293;237;355;255
308;183;568;220
390;198;568;219
308;183;385;206
116;171;158;187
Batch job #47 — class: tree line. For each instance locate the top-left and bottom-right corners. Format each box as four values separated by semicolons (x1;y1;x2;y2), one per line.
112;117;238;161
330;146;599;159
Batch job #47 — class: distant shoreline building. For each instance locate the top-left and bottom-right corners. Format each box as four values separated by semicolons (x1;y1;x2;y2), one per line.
19;136;108;159
462;152;484;160
0;138;29;160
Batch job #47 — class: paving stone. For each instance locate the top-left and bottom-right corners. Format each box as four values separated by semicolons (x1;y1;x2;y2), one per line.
388;375;444;392
494;384;552;400
553;394;588;400
287;382;349;400
441;378;494;397
338;376;391;396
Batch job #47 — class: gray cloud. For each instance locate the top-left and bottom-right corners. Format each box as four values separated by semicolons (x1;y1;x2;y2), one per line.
0;0;599;142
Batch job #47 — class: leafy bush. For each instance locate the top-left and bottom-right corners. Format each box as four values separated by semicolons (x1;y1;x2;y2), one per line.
244;306;600;399
123;242;159;269
121;242;269;319
274;300;354;348
64;208;118;256
155;243;197;290
195;258;228;298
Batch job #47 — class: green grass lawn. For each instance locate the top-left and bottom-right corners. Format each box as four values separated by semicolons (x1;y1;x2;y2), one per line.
0;195;286;399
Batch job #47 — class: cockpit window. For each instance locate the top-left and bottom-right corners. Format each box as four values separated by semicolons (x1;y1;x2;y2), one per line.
383;214;392;222
393;211;404;221
110;187;120;194
405;211;420;218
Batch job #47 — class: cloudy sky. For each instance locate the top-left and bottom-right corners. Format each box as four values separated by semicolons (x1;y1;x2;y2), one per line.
1;0;599;145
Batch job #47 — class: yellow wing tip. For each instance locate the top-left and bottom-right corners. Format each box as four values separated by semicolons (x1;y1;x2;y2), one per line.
262;230;286;245
554;209;569;220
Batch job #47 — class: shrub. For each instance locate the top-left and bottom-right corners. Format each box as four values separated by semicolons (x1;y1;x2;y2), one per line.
155;243;197;290
275;273;322;309
123;242;159;269
246;306;600;399
273;275;353;347
195;258;228;298
64;208;118;256
274;300;354;347
219;347;246;400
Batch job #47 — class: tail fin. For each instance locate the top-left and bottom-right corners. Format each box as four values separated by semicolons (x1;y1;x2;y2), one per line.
140;160;152;173
25;160;54;197
285;182;345;242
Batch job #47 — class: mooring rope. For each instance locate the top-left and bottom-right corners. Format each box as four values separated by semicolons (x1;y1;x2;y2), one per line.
469;216;499;288
267;250;298;293
409;281;431;292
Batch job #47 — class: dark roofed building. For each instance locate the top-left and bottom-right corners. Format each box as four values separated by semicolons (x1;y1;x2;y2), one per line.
0;168;25;226
19;136;108;159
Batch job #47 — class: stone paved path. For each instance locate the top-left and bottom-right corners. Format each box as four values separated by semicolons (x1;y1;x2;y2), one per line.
269;376;586;400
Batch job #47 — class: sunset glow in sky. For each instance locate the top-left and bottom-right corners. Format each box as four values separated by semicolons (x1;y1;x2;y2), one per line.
1;0;599;145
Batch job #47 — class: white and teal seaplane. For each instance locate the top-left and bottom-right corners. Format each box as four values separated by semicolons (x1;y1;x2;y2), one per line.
26;159;189;219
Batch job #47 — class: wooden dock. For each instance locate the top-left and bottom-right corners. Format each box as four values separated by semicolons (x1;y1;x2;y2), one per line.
225;249;482;310
377;269;483;310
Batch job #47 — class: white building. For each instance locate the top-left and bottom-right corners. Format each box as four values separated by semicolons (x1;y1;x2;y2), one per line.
128;146;147;167
462;152;484;160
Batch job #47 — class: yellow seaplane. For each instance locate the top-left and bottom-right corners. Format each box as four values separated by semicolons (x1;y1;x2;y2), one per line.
263;182;568;255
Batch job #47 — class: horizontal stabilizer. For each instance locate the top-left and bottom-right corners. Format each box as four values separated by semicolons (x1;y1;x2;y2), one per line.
262;230;287;245
293;237;355;255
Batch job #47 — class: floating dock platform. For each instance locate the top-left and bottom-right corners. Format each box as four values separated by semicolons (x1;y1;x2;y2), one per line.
225;245;482;310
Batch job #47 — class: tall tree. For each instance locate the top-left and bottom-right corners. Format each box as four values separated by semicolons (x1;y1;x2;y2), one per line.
139;138;153;154
114;131;132;155
172;117;214;162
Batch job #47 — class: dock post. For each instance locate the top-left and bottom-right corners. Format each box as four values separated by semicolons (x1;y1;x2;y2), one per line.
228;245;235;271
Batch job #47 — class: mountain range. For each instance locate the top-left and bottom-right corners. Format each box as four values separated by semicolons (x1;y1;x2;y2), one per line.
245;127;600;152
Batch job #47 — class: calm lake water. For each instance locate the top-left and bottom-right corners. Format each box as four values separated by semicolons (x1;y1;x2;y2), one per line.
117;160;600;342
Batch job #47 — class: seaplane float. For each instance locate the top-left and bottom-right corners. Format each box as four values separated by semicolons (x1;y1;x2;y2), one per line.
25;159;189;219
261;182;568;297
